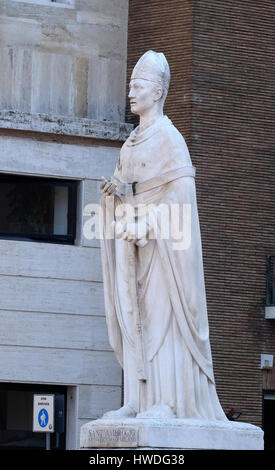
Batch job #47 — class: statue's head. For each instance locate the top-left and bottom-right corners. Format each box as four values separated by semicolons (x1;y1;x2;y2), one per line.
129;50;170;116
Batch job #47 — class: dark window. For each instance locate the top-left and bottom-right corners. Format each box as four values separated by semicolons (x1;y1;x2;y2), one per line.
0;383;67;450
263;392;275;450
0;174;77;244
266;254;275;306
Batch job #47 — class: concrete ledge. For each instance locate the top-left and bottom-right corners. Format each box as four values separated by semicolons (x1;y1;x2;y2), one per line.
80;417;264;450
0;110;133;142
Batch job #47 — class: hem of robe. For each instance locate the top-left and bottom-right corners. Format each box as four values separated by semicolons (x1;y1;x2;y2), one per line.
122;315;227;420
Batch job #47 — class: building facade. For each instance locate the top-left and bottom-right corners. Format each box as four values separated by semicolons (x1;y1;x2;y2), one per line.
0;0;131;449
0;0;275;450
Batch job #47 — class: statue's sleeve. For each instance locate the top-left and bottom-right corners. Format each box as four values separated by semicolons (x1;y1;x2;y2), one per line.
100;195;123;367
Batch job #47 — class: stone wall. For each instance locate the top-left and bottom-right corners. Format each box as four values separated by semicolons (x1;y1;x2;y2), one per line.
0;0;128;123
0;0;131;449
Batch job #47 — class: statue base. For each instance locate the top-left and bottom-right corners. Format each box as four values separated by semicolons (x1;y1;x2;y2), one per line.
80;417;263;450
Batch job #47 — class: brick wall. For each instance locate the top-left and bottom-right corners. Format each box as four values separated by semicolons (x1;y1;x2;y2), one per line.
190;0;275;427
127;0;275;427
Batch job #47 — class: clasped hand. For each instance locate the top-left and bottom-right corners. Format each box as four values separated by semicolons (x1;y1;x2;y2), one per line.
101;176;149;246
100;176;117;196
113;219;149;246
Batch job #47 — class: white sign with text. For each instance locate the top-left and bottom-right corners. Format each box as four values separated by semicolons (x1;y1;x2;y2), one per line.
33;394;54;433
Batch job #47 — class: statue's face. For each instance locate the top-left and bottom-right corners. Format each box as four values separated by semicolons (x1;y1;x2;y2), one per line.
128;78;162;116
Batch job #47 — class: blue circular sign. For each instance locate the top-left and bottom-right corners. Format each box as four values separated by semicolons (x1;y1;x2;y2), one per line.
38;408;49;428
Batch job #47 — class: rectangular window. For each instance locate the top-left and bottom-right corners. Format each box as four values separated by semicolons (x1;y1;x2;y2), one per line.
0;382;67;450
263;392;275;450
0;174;77;244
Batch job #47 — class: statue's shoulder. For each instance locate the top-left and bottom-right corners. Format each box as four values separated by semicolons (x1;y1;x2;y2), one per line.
160;117;191;162
161;117;187;145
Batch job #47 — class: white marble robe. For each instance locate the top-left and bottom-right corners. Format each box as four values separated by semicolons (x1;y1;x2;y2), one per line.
100;116;226;420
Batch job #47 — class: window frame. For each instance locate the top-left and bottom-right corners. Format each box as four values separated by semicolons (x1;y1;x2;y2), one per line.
0;173;77;245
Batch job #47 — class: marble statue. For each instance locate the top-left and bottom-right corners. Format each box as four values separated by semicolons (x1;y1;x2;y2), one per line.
80;51;264;450
99;50;227;421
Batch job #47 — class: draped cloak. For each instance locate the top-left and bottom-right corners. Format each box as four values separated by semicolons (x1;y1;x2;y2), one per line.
100;115;226;420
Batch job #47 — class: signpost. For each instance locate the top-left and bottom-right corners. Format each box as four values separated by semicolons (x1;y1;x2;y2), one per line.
33;394;54;450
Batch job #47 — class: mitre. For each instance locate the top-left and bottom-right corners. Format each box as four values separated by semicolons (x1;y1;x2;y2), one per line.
131;50;170;91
